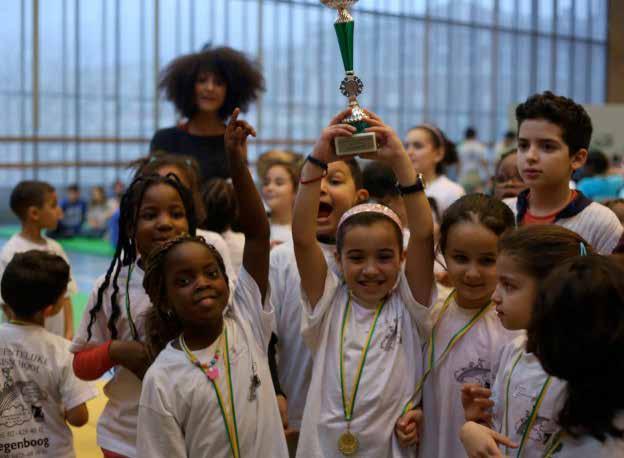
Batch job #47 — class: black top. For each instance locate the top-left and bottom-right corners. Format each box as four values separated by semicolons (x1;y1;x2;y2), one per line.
149;127;230;181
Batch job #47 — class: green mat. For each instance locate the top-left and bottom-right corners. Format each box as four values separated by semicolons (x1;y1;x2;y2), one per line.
72;291;90;334
0;226;114;257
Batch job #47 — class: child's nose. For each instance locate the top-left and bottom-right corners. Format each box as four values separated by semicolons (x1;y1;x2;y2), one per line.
491;284;502;304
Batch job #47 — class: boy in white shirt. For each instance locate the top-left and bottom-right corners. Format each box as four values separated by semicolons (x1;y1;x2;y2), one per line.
505;91;623;254
0;181;78;338
0;250;98;458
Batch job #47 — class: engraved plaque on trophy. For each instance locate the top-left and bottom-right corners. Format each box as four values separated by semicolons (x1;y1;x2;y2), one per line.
321;0;377;155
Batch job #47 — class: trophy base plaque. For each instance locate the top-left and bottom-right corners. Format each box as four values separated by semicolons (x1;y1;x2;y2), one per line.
334;132;377;156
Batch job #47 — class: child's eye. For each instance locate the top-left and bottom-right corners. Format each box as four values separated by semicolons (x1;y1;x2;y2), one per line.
172;209;186;219
208;270;220;279
140;211;155;220
453;255;468;263
348;256;364;262
479;257;496;266
175;277;191;287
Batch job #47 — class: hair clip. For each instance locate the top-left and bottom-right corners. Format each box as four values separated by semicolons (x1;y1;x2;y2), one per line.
579;242;587;256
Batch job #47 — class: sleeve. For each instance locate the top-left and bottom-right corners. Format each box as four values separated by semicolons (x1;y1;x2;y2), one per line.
594;206;624;254
59;342;99;410
69;278;110;353
208;233;237;288
72;341;114;380
268;246;290;325
396;271;434;336
48;241;78;296
232;267;274;352
137;370;187;458
300;269;340;353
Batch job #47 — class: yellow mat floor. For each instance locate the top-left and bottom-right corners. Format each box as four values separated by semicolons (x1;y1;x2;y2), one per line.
71;380;107;457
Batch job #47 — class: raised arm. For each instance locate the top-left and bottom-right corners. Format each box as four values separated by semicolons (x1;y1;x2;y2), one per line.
364;111;434;306
292;109;356;308
224;109;271;301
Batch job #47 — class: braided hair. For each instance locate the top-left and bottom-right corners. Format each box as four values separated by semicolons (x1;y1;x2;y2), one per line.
85;173;197;341
142;234;230;357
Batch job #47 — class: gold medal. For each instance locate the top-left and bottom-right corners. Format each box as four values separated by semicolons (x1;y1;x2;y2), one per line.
338;430;358;456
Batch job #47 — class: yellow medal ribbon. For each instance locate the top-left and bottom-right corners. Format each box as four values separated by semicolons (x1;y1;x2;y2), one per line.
180;327;241;458
402;290;492;413
503;350;553;457
542;430;563;457
338;293;385;452
8;319;33;326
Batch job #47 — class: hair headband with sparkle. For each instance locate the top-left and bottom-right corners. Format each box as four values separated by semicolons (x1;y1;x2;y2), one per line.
338;203;403;232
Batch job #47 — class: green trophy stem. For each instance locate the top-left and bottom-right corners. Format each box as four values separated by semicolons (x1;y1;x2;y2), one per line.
334;21;354;72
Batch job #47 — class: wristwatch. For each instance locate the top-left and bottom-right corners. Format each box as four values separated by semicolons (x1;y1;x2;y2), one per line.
397;173;426;195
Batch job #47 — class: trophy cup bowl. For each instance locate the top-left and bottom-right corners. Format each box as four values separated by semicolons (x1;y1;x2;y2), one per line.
321;0;377;156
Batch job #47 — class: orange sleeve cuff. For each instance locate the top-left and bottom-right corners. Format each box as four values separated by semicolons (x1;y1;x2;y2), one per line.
73;340;114;380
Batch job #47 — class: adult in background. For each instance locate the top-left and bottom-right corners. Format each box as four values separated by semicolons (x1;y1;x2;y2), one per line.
150;46;265;181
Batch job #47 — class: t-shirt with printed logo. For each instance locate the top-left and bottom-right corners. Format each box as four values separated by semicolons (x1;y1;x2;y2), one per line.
0;323;98;458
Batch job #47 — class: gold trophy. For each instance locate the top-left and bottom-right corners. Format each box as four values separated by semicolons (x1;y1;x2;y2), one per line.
321;0;377;156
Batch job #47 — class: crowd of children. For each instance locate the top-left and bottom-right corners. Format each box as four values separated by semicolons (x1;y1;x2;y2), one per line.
1;43;624;458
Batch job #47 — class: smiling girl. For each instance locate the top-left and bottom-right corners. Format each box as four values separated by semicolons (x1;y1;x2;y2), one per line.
151;46;264;182
293;110;435;457
261;158;299;246
70;172;196;458
136;111;288;458
394;194;519;457
404;124;465;215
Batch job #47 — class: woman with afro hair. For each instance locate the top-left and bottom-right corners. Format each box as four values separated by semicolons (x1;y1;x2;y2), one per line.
150;46;265;182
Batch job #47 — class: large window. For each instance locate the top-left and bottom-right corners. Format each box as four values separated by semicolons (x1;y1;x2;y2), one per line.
0;0;608;187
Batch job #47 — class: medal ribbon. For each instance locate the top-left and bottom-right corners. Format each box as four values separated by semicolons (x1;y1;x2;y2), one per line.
8;319;33;326
402;290;492;414
180;327;241;458
125;263;139;341
339;293;385;423
542;430;563;458
503;350;553;457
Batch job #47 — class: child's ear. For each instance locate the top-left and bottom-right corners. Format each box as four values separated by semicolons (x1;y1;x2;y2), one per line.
27;206;40;222
355;189;369;204
400;249;407;263
571;148;588;172
42;304;55;318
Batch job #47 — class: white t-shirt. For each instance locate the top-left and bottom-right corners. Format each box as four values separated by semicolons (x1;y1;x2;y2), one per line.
419;294;520;458
196;229;237;288
552;424;624;457
504;198;623;255
297;269;433;458
490;335;566;458
426;175;466;216
222;229;245;277
0;234;78;336
69;261;150;458
458;139;488;179
270;223;292;246
269;241;338;430
0;322;98;458
137;268;288;458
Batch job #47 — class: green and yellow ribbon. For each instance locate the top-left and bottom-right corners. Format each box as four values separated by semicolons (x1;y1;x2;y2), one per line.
180;327;241;458
403;290;492;413
503;350;553;457
340;294;385;424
